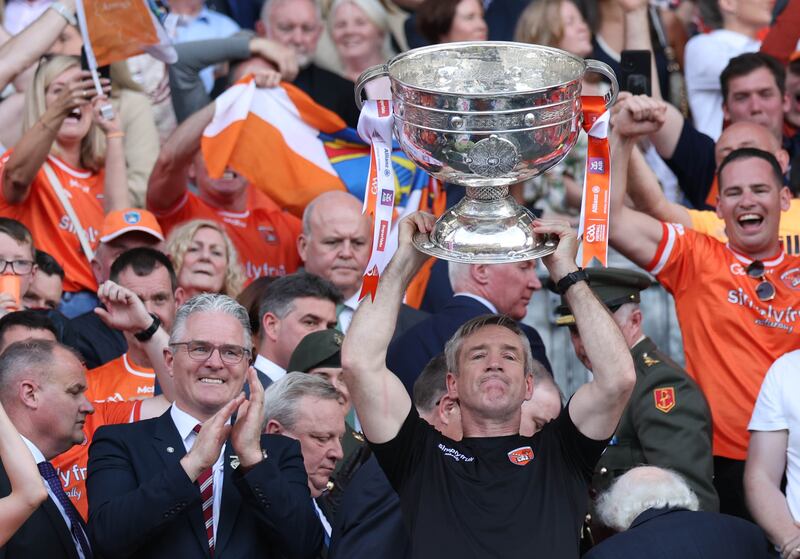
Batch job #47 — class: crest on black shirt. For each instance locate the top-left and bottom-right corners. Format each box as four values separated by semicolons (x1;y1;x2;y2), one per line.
507;446;534;466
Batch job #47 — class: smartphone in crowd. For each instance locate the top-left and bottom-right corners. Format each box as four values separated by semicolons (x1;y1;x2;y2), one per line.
0;275;21;312
620;50;652;97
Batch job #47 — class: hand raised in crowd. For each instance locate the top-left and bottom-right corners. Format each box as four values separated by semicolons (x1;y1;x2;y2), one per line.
252;68;283;89
531;218;580;281
94;280;152;333
248;37;299;82
231;367;267;470
610;92;668;139
180;395;245;481
43;69;110;123
91;95;122;136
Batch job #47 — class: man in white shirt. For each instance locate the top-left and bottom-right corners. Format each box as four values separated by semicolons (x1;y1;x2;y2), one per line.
254;272;340;388
0;339;94;558
298;190;426;335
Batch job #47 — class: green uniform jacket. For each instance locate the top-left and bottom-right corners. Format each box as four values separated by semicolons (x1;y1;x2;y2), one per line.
592;336;719;512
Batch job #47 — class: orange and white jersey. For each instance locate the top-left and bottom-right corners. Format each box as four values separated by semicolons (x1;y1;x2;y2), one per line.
647;222;800;460
86;353;155;403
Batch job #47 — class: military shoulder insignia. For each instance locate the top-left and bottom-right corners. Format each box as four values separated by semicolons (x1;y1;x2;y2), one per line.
653;387;676;413
507;446;534;466
642;353;660;367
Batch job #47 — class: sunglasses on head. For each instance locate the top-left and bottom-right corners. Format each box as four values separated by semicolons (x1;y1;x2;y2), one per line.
746;260;776;302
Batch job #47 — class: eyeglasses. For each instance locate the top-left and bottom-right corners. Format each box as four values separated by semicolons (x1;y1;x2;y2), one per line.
0;259;34;275
170;341;251;365
746;260;776;302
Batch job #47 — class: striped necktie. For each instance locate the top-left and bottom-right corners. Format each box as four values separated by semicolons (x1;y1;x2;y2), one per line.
193;424;215;555
37;461;93;559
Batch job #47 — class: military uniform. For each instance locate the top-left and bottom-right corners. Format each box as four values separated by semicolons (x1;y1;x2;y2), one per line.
550;268;718;515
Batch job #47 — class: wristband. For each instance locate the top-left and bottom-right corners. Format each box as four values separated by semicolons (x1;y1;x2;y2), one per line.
106;131;125;139
134;313;161;342
48;1;77;25
556;268;589;295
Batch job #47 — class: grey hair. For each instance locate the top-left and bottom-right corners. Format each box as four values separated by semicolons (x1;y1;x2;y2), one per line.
263;372;342;430
596;466;700;531
447;261;471;291
170;293;252;349
0;340;82;403
444;314;534;377
301;195;320;237
261;0;322;26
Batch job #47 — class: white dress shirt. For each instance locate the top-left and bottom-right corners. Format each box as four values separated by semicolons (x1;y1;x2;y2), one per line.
254;354;286;384
337;292;361;334
171;404;226;542
453;292;498;313
20;435;87;559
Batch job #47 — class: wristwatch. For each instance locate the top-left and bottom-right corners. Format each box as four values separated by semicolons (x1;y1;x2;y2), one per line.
556;268;589;294
134;313;161;342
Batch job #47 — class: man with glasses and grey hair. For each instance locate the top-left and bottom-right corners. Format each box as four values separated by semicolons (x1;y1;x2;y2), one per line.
87;293;323;559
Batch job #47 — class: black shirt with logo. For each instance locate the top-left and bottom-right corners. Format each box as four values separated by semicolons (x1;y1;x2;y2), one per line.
370;404;608;559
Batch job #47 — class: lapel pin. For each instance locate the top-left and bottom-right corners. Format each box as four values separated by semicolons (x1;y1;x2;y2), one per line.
230;455;240;470
166;446;174;453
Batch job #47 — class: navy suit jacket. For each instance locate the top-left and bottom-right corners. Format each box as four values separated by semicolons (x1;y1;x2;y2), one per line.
87;408;323;559
386;295;552;394
328;454;408;559
0;461;79;559
584;507;773;559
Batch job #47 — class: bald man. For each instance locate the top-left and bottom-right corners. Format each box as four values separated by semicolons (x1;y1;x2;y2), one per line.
624;121;800;255
298;191;427;336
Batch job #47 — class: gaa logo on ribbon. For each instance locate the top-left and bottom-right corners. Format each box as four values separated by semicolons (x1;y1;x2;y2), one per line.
585;223;606;243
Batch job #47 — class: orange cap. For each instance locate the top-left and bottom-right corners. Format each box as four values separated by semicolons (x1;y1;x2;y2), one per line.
100;209;165;243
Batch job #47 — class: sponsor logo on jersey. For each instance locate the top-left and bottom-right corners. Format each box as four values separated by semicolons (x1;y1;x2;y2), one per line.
258;225;278;245
507;446;534;466
780;268;800;290
437;443;474;463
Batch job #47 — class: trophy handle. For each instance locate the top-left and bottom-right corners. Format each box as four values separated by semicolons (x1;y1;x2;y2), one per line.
585;59;619;109
354;64;390;110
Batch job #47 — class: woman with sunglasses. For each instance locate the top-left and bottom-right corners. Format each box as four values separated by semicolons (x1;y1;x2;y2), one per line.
0;55;128;317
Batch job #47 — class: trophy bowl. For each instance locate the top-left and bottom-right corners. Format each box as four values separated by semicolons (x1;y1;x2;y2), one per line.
355;41;618;263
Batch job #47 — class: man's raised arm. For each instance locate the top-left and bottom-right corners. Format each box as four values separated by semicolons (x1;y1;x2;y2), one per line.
534;220;635;440
341;213;435;444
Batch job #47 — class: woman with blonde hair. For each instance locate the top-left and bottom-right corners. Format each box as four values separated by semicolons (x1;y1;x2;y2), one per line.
0;54;127;317
166;219;245;305
328;0;395;82
515;0;593;59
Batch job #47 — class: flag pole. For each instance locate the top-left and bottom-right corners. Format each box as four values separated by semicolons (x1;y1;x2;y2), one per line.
74;0;114;120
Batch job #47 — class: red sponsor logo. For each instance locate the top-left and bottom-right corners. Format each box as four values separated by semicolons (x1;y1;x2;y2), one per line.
377;100;391;117
653;387;676;413
377;220;389;251
507;446;534;466
781;268;800;290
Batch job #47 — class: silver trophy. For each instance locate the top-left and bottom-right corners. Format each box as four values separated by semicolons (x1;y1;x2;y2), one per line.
355;41;618;263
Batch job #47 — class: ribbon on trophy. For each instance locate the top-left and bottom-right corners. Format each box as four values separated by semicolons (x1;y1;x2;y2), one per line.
577;96;612;267
357;100;396;301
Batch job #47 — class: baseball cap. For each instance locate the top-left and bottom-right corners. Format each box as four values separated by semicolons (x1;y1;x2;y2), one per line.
99;209;165;244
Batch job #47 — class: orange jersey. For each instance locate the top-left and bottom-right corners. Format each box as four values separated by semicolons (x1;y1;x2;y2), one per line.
52;400;141;521
0;151;103;293
152;187;302;283
86;353;155;402
689;199;800;256
647;222;800;460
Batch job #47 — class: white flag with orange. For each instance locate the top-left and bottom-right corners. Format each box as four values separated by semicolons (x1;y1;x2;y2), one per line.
201;76;348;216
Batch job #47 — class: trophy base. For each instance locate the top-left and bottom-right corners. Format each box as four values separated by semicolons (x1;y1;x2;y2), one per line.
412;189;558;264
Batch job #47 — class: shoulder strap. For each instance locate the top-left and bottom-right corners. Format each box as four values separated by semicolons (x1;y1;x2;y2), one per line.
43;161;95;262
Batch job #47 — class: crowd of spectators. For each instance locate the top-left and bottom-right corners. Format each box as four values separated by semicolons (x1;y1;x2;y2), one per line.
0;0;798;557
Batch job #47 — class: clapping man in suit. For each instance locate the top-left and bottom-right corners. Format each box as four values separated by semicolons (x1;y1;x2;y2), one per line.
87;293;323;559
0;339;94;559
